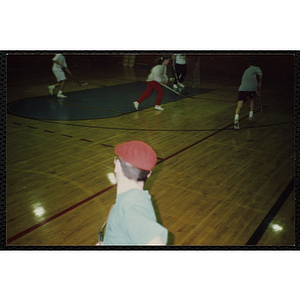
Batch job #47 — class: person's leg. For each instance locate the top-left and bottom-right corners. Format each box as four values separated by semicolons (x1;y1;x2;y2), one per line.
173;64;178;88
180;64;187;83
172;65;177;84
177;64;187;86
134;82;153;110
137;82;153;104
235;100;244;117
234;100;243;129
57;80;67;98
249;93;255;120
48;82;64;95
48;70;61;95
51;69;67;98
59;80;66;92
151;81;164;105
150;81;164;110
234;91;247;129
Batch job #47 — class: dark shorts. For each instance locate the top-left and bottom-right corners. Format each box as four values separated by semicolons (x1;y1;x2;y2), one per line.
237;91;256;102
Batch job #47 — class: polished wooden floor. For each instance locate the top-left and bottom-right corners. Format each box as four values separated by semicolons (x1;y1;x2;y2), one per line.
6;56;295;247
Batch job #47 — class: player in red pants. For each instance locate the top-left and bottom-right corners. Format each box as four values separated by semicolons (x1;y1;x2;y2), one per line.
134;56;170;111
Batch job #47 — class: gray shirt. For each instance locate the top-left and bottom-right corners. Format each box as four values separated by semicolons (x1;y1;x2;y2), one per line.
238;66;262;91
103;189;168;245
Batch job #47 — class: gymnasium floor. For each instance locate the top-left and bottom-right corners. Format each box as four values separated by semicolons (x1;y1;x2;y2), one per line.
5;53;297;248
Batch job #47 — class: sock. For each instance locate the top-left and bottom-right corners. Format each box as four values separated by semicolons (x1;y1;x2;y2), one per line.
58;90;62;95
234;114;239;121
249;111;253;118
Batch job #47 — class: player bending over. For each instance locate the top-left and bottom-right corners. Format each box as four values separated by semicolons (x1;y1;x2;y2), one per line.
234;58;263;130
134;56;170;111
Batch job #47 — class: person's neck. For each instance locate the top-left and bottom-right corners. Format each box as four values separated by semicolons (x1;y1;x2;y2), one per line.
117;177;144;195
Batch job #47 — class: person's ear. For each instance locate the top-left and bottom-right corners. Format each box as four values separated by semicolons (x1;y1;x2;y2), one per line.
114;158;120;172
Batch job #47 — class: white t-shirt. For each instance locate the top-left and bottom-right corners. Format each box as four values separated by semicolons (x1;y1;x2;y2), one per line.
52;54;67;71
147;65;168;83
173;54;186;65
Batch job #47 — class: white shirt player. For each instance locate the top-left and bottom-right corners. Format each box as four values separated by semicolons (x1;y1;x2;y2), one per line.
147;65;168;83
173;54;186;65
52;54;67;71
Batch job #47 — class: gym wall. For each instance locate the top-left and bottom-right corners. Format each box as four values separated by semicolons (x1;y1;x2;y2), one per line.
6;52;294;82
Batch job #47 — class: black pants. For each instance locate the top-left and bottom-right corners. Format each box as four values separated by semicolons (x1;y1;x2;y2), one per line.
173;63;187;84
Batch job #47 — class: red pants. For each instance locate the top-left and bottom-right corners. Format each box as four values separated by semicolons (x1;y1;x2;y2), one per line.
137;81;164;105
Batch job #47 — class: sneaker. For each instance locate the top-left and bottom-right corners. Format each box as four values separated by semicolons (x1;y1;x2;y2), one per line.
249;116;255;121
173;84;178;89
155;105;164;111
48;86;54;95
234;121;240;130
57;93;67;98
178;82;185;88
133;101;139;110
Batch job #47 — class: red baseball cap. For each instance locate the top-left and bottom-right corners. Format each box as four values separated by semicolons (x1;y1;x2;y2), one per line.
115;140;157;171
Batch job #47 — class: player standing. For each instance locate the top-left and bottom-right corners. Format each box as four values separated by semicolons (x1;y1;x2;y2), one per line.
172;54;187;89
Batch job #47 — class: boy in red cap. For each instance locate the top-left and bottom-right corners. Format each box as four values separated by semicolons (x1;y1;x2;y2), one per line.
97;140;168;246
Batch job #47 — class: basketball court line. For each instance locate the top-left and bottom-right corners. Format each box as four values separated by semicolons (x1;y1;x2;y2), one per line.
246;177;295;245
11;122;113;146
7;109;284;245
7;82;213;120
45;98;123;114
7;186;116;244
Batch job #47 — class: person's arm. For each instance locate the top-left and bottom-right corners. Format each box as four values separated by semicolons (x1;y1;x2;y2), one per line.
147;235;165;245
53;60;72;75
162;70;168;84
151;65;165;83
64;67;72;75
52;60;64;67
160;65;168;85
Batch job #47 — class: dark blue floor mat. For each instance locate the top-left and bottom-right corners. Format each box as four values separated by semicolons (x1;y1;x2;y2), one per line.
8;82;213;120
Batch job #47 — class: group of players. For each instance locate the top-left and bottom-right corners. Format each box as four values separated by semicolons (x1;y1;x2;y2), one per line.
48;53;262;130
47;54;263;245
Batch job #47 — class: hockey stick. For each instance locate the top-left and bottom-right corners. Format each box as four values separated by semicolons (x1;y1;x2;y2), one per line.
161;83;184;96
258;94;264;113
69;73;88;87
162;83;193;98
97;205;114;243
97;220;108;242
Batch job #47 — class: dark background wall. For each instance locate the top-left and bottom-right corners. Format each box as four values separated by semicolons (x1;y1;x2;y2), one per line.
7;52;295;82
